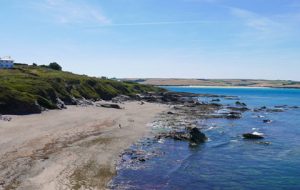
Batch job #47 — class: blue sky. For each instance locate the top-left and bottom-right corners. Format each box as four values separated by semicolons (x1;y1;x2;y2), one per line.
1;0;300;80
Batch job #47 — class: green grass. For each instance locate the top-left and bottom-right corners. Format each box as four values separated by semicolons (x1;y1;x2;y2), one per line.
0;65;163;114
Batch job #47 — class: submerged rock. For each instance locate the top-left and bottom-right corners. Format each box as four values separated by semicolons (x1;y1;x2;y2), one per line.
256;141;271;145
266;108;284;112
236;101;247;107
290;106;299;109
243;132;264;139
226;112;242;119
263;119;272;123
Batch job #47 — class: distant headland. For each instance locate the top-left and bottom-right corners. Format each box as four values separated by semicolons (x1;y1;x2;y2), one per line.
121;78;300;89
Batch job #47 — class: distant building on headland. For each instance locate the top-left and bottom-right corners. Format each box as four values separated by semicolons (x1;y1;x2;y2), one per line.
0;56;14;69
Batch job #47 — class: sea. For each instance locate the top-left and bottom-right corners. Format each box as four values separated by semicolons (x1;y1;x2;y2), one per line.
110;86;300;190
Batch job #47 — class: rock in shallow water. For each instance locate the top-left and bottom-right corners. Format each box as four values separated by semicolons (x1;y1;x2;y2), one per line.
226;112;242;119
157;127;207;144
190;127;207;143
243;132;264;139
263;119;272;123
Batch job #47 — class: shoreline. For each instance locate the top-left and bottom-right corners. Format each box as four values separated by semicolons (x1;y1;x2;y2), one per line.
158;85;300;89
0;101;168;189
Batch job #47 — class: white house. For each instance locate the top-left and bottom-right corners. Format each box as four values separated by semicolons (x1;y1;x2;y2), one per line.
0;56;14;69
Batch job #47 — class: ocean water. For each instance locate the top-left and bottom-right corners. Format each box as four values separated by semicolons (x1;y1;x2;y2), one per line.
111;87;300;190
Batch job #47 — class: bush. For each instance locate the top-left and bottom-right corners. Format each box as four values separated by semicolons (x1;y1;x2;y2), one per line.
49;62;62;71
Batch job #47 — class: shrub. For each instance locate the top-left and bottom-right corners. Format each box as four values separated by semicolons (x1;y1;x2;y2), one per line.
49;62;62;71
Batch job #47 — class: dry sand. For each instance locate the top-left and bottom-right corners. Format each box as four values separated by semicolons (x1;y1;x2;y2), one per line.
0;101;168;190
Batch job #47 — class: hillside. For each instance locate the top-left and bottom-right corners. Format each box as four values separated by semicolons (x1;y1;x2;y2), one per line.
122;78;300;88
0;65;163;115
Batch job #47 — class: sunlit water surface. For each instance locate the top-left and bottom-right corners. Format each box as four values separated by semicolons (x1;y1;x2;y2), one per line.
111;87;300;190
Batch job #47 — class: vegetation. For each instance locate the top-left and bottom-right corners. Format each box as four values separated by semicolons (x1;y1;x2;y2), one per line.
49;62;62;71
0;65;163;114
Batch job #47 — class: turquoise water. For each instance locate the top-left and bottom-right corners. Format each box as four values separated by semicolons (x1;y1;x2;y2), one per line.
111;87;300;190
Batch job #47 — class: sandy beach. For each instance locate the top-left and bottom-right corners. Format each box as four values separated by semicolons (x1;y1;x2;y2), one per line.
0;101;167;190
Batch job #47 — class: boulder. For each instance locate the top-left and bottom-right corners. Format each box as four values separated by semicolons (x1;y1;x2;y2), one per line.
189;127;207;143
157;127;207;144
100;103;122;109
243;132;264;139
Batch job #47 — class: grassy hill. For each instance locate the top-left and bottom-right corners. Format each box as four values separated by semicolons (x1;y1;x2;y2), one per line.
0;65;163;115
122;78;300;88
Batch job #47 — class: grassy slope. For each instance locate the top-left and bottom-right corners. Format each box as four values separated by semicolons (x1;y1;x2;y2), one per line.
123;78;300;88
0;65;163;114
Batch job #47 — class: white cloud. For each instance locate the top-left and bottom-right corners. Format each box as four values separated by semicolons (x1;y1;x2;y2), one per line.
36;0;110;24
230;7;278;32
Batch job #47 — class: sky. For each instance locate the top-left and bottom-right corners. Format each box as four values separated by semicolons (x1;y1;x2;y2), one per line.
1;0;300;80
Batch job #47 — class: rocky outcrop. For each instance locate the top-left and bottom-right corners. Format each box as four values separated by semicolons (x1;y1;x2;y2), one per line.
0;99;42;115
157;127;207;144
56;98;66;109
243;132;264;139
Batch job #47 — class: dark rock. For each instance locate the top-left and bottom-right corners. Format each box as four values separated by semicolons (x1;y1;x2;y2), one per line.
243;133;264;139
189;127;207;143
167;111;174;115
263;119;272;123
253;106;267;112
0;100;42;115
158;128;207;144
290;106;299;109
236;101;247;107
100;103;122;109
226;112;242;119
209;103;222;107
228;106;249;112
138;158;146;162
